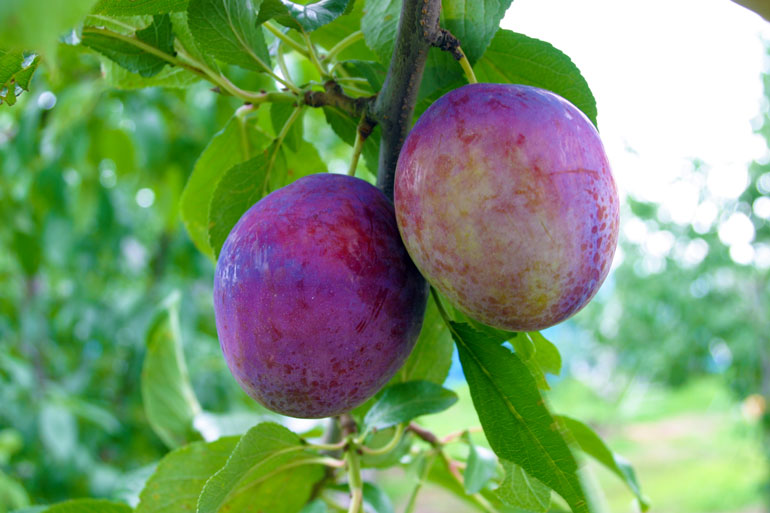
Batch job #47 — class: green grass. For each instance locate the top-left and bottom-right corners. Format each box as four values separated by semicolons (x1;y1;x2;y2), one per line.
386;376;768;513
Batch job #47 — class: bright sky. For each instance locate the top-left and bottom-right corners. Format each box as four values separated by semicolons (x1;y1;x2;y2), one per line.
502;0;770;266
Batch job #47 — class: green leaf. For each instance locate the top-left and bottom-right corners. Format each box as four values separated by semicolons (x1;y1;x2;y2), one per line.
463;435;498;495
556;416;649;511
187;0;271;72
81;15;175;77
312;1;374;61
169;11;219;70
0;0;96;56
141;292;202;448
362;482;395;513
180;113;270;259
102;58;199;89
473;29;598;127
360;0;399;64
527;332;562;376
359;426;411;469
0;50;40;108
207;135;325;258
271;102;303;152
439;0;512;64
362;381;458;431
197;422;325;513
496;460;551;512
136;437;239;513
391;294;454;385
91;0;189;15
322;106;379;174
258;0;350;32
451;322;589;513
299;501;328;513
207;154;269;259
340;59;385;91
39;499;132;513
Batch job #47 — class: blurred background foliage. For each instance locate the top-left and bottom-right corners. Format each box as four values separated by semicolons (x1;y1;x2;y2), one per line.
1;15;770;513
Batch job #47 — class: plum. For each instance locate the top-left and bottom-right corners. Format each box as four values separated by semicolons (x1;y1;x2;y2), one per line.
214;174;428;418
394;83;619;332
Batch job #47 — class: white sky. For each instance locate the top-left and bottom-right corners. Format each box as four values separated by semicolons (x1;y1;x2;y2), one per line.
502;0;770;267
502;0;770;207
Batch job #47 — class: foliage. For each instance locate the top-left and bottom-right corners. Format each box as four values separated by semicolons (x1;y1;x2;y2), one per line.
0;1;650;512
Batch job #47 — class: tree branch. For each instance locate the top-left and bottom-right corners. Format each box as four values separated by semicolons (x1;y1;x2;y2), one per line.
304;80;376;122
372;0;442;200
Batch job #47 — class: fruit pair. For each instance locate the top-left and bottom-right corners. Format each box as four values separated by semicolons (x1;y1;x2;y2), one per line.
213;83;619;418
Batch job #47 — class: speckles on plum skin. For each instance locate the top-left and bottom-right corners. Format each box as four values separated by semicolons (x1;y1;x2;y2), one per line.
214;174;428;419
394;83;619;332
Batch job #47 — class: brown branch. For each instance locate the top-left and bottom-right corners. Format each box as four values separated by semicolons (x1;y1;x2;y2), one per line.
372;0;442;200
304;80;376;121
407;422;441;447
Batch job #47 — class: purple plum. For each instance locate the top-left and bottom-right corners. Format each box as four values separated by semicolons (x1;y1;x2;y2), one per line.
214;173;427;418
394;83;619;332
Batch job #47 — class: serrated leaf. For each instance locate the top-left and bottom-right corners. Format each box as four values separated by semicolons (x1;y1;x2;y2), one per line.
141;292;202;448
451;322;589;513
258;0;350;32
360;0;399;64
557;416;649;511
440;0;512;64
362;381;457;432
474;29;598;127
207;134;325;258
82;14;175;77
197;423;324;513
187;0;271;72
496;460;551;512
362;482;395;513
136;437;239;513
180;114;271;259
39;499;132;513
391;294;453;385
464;437;497;495
169;11;219;69
91;0;189;15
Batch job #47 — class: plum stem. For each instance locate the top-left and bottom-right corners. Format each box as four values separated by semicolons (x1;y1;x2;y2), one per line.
457;48;478;84
347;114;371;177
372;0;442;200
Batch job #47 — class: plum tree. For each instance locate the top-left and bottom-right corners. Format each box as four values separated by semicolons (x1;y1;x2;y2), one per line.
213;173;428;418
395;83;619;332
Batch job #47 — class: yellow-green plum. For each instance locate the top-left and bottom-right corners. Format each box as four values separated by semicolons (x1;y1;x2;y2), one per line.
214;174;427;418
394;83;619;332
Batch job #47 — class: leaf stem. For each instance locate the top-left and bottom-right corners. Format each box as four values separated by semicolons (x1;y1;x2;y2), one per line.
264;21;310;57
303;30;329;79
277;42;293;84
359;423;405;455
261;105;304;196
324;30;364;63
403;450;436;513
345;438;364;513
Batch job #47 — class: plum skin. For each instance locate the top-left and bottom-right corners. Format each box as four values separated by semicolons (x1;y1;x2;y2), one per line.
214;173;428;419
394;83;619;332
